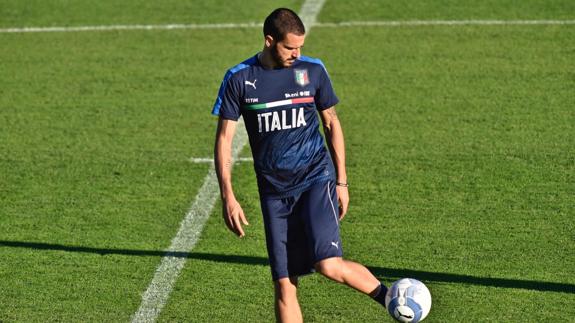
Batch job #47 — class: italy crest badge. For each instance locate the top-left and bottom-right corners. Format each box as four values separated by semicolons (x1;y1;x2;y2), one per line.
294;69;309;87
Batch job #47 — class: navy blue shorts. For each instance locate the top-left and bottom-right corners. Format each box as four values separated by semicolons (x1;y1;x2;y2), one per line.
260;180;343;280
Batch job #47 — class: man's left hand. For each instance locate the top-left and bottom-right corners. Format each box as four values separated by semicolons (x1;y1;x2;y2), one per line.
336;185;349;220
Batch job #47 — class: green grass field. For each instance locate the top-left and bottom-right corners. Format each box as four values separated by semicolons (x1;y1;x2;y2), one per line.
1;1;574;322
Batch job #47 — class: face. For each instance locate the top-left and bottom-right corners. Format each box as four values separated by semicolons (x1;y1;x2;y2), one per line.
268;32;305;68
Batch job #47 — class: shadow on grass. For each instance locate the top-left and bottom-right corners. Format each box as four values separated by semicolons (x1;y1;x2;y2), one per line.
1;239;573;294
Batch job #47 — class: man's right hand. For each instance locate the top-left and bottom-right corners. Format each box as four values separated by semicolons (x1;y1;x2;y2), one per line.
222;198;249;237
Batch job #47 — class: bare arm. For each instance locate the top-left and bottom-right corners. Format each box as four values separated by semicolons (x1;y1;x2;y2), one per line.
320;106;349;220
214;117;248;237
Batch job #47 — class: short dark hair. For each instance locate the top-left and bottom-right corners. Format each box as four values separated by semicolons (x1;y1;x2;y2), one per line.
263;8;305;41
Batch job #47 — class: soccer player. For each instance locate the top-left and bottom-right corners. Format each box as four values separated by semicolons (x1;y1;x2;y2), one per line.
212;8;388;322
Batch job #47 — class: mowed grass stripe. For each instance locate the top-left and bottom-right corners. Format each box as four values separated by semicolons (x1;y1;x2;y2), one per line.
0;0;304;28
0;26;258;322
307;24;574;321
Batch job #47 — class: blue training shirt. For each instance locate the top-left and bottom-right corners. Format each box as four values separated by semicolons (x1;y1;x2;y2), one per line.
212;54;339;198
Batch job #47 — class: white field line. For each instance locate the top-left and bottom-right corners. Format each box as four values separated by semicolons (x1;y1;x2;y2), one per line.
316;19;575;27
1;19;574;34
299;0;326;30
0;22;261;33
131;119;248;323
131;1;325;322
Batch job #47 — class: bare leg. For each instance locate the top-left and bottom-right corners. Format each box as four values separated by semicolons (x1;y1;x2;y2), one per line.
315;257;381;296
274;276;303;323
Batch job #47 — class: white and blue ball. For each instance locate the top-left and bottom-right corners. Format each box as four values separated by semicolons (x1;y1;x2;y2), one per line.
385;278;432;323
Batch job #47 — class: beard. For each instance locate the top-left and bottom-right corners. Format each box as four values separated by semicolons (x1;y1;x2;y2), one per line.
271;43;295;68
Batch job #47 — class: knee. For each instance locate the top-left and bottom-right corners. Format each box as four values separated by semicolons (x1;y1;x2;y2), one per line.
315;257;345;281
274;277;298;300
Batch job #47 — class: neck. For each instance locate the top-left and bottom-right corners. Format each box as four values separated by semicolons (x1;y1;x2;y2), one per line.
258;49;278;69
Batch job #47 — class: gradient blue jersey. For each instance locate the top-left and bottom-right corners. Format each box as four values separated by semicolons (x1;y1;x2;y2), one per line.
212;54;339;198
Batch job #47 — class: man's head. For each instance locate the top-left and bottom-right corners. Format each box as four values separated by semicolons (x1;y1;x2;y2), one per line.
262;8;306;68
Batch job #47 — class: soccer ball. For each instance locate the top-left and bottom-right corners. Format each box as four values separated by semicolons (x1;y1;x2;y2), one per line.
385;278;432;323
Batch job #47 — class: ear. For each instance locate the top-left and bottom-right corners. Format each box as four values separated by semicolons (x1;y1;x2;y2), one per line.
264;35;274;48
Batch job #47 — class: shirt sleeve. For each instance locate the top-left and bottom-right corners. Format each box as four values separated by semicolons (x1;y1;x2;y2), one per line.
212;71;242;120
314;64;339;111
